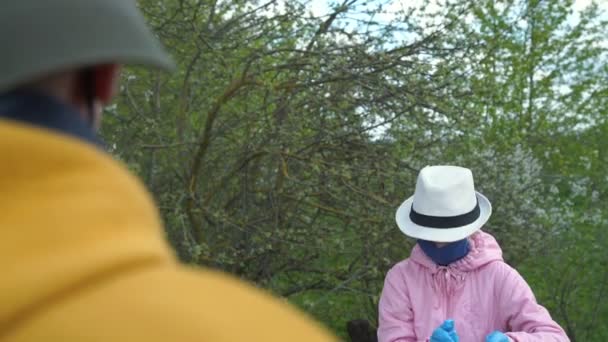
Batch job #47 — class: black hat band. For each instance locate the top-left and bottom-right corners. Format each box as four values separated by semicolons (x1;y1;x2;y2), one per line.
409;200;480;229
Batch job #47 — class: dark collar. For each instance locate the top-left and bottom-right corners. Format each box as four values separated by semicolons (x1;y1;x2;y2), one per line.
418;239;470;266
0;90;102;147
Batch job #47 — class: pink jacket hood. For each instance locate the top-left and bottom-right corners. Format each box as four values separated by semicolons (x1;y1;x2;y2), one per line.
378;231;569;342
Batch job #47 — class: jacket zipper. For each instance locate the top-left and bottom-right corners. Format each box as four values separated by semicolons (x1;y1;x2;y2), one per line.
445;270;452;319
446;293;451;319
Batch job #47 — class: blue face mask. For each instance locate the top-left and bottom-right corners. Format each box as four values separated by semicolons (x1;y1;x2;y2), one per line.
417;239;470;266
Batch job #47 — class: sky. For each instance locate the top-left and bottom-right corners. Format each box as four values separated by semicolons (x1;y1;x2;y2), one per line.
297;0;607;136
307;0;608;21
301;0;608;50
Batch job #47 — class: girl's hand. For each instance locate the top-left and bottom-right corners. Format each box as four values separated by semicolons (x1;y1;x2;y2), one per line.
430;320;459;342
486;331;509;342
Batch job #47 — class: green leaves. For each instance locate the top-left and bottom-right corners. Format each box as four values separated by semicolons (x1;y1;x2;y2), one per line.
101;0;608;338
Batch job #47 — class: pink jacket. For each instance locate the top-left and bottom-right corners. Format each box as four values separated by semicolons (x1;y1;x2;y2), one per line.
378;231;569;342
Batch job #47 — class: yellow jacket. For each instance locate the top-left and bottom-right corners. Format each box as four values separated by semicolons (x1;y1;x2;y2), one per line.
0;119;337;341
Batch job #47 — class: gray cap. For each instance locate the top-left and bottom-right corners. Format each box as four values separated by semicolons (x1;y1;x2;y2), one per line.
0;0;174;92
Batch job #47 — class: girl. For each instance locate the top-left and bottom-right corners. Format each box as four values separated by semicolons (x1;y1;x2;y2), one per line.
378;166;569;342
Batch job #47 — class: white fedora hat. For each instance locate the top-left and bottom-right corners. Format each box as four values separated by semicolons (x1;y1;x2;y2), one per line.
396;165;492;243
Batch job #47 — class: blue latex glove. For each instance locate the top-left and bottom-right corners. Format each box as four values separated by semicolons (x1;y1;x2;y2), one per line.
430;319;459;342
486;331;509;342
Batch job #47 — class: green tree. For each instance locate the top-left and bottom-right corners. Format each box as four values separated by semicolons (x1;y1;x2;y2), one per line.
101;0;608;339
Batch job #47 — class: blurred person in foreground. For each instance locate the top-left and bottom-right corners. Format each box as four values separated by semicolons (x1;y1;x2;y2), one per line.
378;165;569;342
0;1;336;341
